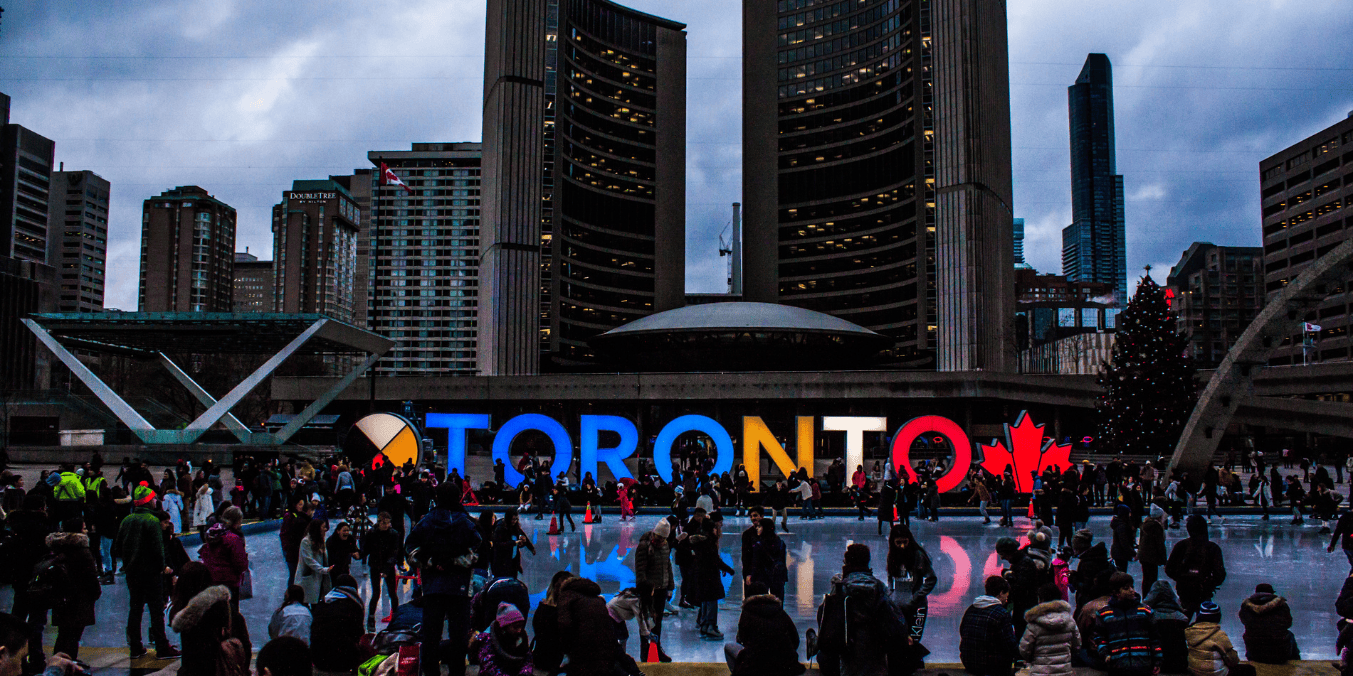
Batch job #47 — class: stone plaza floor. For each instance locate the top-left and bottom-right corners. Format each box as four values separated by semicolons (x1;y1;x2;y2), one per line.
2;509;1346;674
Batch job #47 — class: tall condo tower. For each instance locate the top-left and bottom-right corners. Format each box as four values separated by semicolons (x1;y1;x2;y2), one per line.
743;0;1013;369
481;0;687;374
1062;53;1126;305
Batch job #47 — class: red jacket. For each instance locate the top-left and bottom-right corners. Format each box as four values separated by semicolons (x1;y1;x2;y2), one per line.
199;525;249;586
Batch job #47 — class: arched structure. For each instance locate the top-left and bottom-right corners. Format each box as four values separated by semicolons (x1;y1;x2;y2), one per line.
1170;237;1353;476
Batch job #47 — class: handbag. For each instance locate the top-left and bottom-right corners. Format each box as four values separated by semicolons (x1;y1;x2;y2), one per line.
239;565;254;600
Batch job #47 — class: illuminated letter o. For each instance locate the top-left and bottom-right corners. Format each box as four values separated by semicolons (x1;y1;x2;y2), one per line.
653;415;735;483
492;414;573;486
890;415;972;493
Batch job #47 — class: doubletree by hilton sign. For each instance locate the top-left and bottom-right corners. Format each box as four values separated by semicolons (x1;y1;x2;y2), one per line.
425;410;1072;493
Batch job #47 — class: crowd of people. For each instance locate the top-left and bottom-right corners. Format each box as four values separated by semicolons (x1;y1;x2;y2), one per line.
0;447;1348;676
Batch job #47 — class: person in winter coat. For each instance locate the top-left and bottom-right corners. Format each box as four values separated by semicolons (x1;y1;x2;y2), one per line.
1020;583;1081;676
1071;529;1116;611
192;483;214;534
1143;580;1190;673
747;520;788;602
45;521;102;660
959;575;1019;676
197;507;248;603
1089;572;1161;676
557;577;624;676
634;519;674;662
491;508;536;579
1237;583;1299;663
821;543;897;676
160;489;185;534
361;511;405;628
1166;515;1227;619
1138;505;1169;595
296;519;332;603
691;517;736;639
310;575;365;673
471;602;534;676
1186;603;1255;676
279;497;312;588
1110;504;1137;572
6;493;52;672
887;525;938;641
267;585;311;645
169;562;250;676
405;482;482;676
325;521;359;578
725;584;804;676
532;571;573;674
114;484;179;660
996;537;1044;637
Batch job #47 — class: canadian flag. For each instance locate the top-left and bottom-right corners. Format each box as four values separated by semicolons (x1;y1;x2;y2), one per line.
379;162;413;194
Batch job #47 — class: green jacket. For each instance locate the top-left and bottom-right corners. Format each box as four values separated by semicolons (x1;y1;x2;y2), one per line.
54;471;86;502
114;506;165;575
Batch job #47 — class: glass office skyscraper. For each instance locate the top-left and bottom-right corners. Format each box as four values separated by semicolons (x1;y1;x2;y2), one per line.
1062;53;1126;305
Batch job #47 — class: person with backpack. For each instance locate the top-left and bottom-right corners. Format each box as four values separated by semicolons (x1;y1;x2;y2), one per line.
113;483;179;660
405;482;481;676
634;519;674;662
818;543;898;676
886;525;937;643
959;576;1019;676
310;574;365;673
1166;515;1227;619
1089;572;1161;676
42;519;101;661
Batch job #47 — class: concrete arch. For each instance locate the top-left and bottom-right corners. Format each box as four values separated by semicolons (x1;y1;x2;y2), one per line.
1171;238;1353;476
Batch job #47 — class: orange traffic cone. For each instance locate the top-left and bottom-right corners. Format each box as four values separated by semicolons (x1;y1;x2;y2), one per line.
583;503;593;524
547;514;560;535
645;639;660;663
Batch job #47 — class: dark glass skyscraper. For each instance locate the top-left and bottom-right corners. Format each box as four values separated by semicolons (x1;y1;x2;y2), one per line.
1062;53;1126;305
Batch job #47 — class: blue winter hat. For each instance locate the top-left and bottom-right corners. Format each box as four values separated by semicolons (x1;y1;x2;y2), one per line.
45;473;61;487
1197;602;1221;621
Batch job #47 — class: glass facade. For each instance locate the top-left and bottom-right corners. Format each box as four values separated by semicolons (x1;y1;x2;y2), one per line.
1062;53;1126;305
773;0;934;365
547;0;678;365
368;145;482;375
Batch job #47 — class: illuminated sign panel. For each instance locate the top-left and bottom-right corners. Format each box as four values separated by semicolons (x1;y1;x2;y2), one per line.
412;409;1071;493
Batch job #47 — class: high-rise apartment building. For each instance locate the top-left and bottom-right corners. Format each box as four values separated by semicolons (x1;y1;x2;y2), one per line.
270;180;360;323
742;0;1014;370
1259;112;1353;365
368;143;482;375
232;250;274;313
49;170;109;313
481;0;687;374
1062;53;1126;305
138;186;237;312
1166;242;1262;369
1;107;55;264
1;93;58;389
332;169;374;328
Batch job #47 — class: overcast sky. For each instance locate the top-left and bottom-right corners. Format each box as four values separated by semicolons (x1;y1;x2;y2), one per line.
2;1;1351;311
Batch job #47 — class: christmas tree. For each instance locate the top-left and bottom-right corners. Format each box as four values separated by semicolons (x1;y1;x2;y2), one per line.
1097;270;1197;457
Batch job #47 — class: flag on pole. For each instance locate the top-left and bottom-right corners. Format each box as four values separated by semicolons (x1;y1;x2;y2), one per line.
1305;322;1322;332
379;162;413;194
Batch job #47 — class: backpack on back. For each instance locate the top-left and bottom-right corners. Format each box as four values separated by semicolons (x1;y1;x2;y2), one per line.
27;555;72;609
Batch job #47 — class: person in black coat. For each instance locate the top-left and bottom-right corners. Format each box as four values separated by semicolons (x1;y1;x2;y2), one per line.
557;577;624;676
725;584;804;676
361;511;405;628
7;493;52;672
1166;515;1227;619
692;517;735;639
47;521;101;660
746;520;788;601
490;508;535;579
532;571;574;674
1070;529;1115;611
310;575;365;672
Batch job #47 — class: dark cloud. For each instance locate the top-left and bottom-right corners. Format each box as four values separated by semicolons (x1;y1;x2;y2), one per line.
2;1;1350;309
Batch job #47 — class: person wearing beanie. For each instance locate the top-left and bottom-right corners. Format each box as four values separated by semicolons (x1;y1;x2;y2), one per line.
50;466;86;525
996;536;1044;638
820;544;896;676
1238;583;1298;663
471;602;534;676
405;475;481;676
634;519;674;662
1166;515;1227;619
114;481;179;659
1186;603;1254;676
887;525;937;643
1089;572;1161;676
1138;505;1169;596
